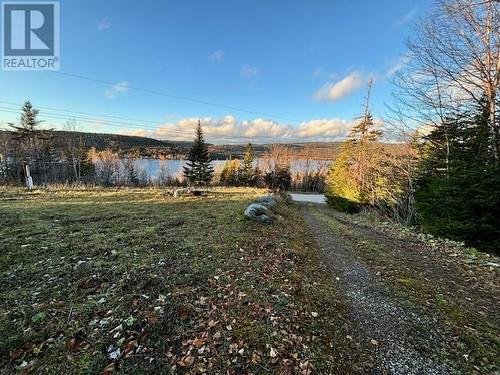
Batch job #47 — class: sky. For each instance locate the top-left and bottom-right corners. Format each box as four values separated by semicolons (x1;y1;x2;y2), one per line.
0;0;433;144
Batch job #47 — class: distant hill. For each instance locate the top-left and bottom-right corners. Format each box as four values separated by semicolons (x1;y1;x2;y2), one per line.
1;129;399;160
209;142;343;159
0;130;191;158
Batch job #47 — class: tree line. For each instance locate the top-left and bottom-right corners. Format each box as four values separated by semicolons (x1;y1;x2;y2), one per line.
326;0;499;253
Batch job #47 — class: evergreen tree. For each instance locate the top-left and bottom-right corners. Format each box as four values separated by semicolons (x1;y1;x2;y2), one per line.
183;120;214;186
348;79;382;202
264;166;291;192
325;80;383;210
8;101;53;185
9;101;51;153
415;102;500;253
239;143;256;186
122;159;140;186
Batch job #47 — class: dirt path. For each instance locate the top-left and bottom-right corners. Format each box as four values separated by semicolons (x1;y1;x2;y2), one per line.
300;203;499;375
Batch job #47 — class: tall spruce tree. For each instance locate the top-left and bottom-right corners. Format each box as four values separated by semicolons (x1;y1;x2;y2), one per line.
415;101;500;252
326;80;383;210
239;143;255;186
9;101;50;151
348;79;382;202
8;101;53;185
183;120;214;186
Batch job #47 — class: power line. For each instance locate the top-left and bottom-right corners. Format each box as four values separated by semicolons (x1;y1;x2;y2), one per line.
0;106;297;142
0;100;164;126
51;71;303;124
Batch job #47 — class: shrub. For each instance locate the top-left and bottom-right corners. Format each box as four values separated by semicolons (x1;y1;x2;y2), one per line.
325;195;361;213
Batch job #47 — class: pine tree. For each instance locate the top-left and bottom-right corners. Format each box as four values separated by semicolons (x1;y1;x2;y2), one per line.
9;101;51;152
325;79;383;210
8;101;53;185
348;79;383;203
183;120;214;186
239;143;255;186
415;102;500;252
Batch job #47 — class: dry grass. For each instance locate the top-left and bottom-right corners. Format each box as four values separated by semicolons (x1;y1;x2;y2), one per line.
0;187;354;374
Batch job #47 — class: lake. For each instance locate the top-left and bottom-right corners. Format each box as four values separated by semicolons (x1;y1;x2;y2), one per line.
133;158;331;179
290;193;327;204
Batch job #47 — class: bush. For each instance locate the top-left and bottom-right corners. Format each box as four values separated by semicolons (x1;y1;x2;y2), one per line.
264;167;291;191
326;195;361;213
415;165;500;253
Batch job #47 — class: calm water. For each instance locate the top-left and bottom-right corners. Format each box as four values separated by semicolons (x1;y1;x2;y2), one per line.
290;193;327;204
133;158;331;178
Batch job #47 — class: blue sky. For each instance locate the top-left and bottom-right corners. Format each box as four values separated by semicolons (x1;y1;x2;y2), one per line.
0;0;432;143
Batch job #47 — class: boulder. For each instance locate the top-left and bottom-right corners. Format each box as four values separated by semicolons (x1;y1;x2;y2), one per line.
244;203;272;223
173;188;190;198
173;188;208;198
256;195;278;208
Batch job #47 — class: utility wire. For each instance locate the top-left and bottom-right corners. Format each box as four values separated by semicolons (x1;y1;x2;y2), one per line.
51;71;303;124
0;106;297;141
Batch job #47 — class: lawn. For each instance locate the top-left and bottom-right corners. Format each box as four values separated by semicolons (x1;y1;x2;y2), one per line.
0;187;357;374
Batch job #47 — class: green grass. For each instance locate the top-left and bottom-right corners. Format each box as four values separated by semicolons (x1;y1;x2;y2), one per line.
0;187;353;374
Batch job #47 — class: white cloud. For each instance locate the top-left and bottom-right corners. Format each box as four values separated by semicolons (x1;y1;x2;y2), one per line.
314;71;365;101
120;129;149;138
117;115;382;144
97;18;111;31
152;116;291;142
394;9;415;27
209;50;224;62
385;55;411;77
296;119;356;138
105;81;129;99
240;64;260;79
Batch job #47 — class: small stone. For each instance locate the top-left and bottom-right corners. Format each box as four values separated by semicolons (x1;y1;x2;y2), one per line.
109;348;121;360
269;347;277;358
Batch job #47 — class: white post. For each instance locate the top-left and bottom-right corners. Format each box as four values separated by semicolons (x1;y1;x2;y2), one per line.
25;164;33;190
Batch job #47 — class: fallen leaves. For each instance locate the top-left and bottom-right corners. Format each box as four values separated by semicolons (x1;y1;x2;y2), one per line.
1;188;350;374
177;354;195;367
193;337;206;348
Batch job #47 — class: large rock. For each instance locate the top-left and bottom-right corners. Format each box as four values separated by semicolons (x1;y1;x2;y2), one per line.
244;203;272;223
173;188;207;198
173;188;190;198
256;195;278;208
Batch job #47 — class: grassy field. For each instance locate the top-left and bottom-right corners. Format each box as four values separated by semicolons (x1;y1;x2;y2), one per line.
0;187;360;374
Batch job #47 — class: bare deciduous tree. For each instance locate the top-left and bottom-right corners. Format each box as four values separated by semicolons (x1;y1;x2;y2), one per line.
391;0;500;159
